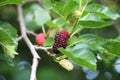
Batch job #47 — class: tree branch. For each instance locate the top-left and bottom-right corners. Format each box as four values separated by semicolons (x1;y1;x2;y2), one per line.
26;30;37;36
34;45;52;55
17;4;40;80
18;35;23;41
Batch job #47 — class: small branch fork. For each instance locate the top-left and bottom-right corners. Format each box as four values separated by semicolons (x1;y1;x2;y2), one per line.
17;4;51;80
34;45;52;55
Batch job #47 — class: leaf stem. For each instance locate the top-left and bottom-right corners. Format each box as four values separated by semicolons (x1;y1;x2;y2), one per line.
67;40;81;48
79;0;82;11
70;27;83;37
70;0;91;37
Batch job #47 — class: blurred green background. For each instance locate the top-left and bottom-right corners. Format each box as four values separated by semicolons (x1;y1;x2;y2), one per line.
0;0;120;80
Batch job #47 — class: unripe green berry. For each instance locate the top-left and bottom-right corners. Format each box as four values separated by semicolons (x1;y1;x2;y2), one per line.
59;59;73;71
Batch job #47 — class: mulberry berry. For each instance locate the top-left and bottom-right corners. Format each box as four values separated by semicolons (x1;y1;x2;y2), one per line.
52;30;69;53
35;33;46;46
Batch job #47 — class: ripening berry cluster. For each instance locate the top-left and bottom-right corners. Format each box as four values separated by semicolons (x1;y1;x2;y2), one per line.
35;30;69;54
52;30;69;53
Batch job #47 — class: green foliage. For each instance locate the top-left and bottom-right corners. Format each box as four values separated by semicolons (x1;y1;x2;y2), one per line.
43;0;53;9
43;37;54;46
53;0;78;19
0;0;24;6
44;0;120;70
0;21;18;65
23;3;51;30
79;13;113;28
102;39;120;56
63;33;120;70
59;44;97;70
78;34;104;50
46;17;65;28
0;0;120;72
33;5;51;26
67;36;77;45
78;34;120;57
23;3;39;30
84;3;120;20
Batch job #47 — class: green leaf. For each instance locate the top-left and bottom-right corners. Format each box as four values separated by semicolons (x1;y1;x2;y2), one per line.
23;3;51;30
78;34;108;54
59;44;97;70
67;36;77;45
0;47;14;66
79;34;120;56
85;3;120;20
43;37;54;46
0;21;17;44
53;17;65;26
33;5;51;26
44;0;53;9
79;13;113;28
102;39;120;56
23;3;40;30
46;17;65;27
0;21;18;58
0;0;24;6
53;0;78;19
79;34;104;44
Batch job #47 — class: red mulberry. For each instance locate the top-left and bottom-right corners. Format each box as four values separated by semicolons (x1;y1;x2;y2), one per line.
35;33;46;46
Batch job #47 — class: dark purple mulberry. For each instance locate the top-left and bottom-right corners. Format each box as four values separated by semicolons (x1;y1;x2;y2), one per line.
52;30;69;53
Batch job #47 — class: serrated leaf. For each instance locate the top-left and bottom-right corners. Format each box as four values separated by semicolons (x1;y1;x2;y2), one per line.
59;44;97;70
0;21;17;45
79;34;120;56
43;37;54;46
78;34;107;53
79;34;104;45
79;21;112;28
0;21;18;59
67;36;77;45
46;21;57;27
23;3;40;30
0;47;14;66
44;0;53;9
53;0;78;19
53;17;65;26
0;0;24;6
0;30;18;56
102;39;120;56
33;5;51;26
79;13;113;28
85;3;120;20
46;17;65;27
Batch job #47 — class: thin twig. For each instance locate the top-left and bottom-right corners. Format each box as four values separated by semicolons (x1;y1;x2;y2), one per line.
26;30;37;36
18;35;23;41
34;45;52;55
17;4;40;80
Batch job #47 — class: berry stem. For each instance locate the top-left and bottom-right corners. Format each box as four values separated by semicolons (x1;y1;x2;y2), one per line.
42;26;46;36
56;55;67;61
